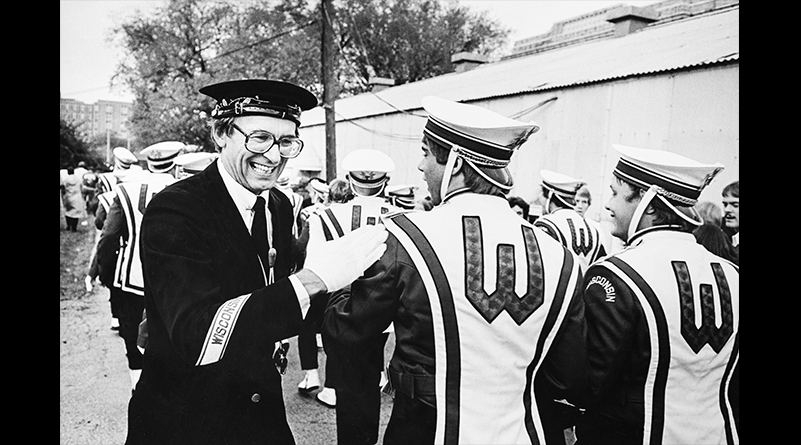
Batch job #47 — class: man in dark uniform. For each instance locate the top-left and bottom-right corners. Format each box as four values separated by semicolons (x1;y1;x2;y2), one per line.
575;144;738;444
323;96;588;444
125;79;387;445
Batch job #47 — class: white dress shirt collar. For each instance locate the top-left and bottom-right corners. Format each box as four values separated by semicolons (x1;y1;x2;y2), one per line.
218;160;270;230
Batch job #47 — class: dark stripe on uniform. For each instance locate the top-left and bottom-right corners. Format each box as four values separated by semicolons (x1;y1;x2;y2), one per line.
608;256;670;444
117;184;144;294
324;208;344;238
721;328;739;444
393;214;461;445
524;240;576;443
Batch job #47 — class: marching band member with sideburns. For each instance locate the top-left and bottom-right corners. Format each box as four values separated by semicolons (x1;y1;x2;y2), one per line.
575;144;739;445
125;79;387;445
323;96;588;445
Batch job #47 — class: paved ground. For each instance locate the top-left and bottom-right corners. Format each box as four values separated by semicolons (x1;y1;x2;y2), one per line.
60;272;394;445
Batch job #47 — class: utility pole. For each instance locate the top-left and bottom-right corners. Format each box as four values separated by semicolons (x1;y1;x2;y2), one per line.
321;0;337;181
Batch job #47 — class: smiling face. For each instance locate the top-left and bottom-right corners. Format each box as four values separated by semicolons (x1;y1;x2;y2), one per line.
722;194;739;232
605;177;642;241
215;115;295;195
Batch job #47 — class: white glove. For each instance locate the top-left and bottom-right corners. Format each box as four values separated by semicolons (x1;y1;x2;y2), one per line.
303;214;388;292
84;275;93;292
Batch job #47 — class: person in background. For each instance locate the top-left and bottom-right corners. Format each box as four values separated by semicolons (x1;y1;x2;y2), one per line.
125;79;387;445
535;170;606;273
327;177;355;205
295;177;355;398
691;200;738;264
302;148;400;444
173;151;219;180
61;166;85;232
575;184;622;256
692;223;739;266
507;195;530;220
575;144;738;445
97;147;142;195
694;200;723;226
81;169;100;217
135;150;221;352
386;184;418;210
323;96;587;445
96;141;183;393
721;180;739;248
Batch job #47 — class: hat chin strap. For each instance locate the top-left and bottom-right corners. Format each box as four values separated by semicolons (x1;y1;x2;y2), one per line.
440;145;513;203
349;179;386;198
627;186;657;241
627;185;704;241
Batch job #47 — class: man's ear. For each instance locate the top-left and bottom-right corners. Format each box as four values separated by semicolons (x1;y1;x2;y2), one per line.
451;156;464;176
211;129;227;150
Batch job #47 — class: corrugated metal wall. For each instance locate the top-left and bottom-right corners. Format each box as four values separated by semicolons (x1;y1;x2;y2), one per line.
299;62;738;222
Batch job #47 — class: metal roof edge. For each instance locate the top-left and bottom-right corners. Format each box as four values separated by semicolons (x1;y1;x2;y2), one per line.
301;55;739;128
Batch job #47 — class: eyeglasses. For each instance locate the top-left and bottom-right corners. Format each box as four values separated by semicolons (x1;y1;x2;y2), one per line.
230;123;304;158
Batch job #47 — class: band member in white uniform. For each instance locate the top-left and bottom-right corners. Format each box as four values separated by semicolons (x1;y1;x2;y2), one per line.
96;141;183;391
535;170;606;273
575;144;739;445
323;96;588;445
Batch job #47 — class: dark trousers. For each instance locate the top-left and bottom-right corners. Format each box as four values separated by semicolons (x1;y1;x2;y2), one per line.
333;333;389;445
114;287;145;370
298;292;328;370
382;391;436;445
109;288;120;319
65;216;79;231
574;411;642;445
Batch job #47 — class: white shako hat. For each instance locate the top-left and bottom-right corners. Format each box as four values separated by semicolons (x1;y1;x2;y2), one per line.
174;152;218;176
342;149;395;195
540;169;585;208
611;144;724;240
421;96;539;201
113;146;138;168
140;141;184;173
386;184;418;209
309;178;329;194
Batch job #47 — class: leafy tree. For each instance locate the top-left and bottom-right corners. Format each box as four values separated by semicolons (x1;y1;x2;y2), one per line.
111;0;509;143
335;0;510;92
60;119;106;170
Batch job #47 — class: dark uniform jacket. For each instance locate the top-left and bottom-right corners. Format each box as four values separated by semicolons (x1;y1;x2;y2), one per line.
126;161;304;445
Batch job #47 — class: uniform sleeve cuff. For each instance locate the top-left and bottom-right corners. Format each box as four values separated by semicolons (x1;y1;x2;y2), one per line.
289;274;311;319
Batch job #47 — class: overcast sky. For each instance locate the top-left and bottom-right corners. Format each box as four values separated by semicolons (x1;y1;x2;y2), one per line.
60;0;661;103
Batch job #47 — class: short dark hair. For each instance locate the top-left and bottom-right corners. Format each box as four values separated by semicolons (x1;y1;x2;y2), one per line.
328;178;353;203
616;177;695;232
722;180;739;198
576;185;592;204
507;196;530;218
424;135;506;197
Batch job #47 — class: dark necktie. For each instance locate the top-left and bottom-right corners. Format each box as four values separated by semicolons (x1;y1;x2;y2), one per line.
252;196;272;274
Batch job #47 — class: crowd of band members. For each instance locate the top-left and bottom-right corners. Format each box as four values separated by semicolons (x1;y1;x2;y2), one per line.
62;78;739;445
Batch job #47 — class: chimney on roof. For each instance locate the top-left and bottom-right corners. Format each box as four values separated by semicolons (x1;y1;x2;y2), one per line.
606;5;658;37
368;77;395;92
451;52;488;73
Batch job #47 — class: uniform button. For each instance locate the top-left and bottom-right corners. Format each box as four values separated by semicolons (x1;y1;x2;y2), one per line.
251;393;261;403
